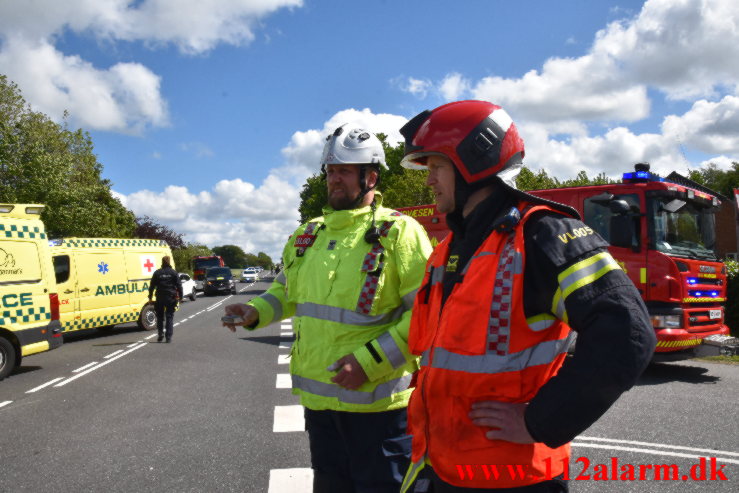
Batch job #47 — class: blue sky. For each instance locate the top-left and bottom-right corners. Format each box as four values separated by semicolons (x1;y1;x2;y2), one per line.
1;0;738;260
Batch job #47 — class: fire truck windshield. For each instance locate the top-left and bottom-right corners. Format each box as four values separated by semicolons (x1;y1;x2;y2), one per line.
648;195;717;260
193;258;222;269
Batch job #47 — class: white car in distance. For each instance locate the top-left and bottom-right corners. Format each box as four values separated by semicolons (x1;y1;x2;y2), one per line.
179;273;197;301
241;267;258;283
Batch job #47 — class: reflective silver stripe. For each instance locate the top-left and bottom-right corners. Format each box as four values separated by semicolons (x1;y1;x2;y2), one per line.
558;253;619;299
402;289;417;310
527;315;556;332
296;302;404;326
461;251;496;275
400;457;427;493
420;350;430;367
291;374;412;405
275;271;286;284
377;332;406;369
428;334;573;374
430;266;444;285
553;295;567;321
260;293;283;322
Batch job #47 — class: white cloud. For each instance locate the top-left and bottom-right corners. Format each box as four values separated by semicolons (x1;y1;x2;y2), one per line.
401;0;739;181
0;0;303;133
439;73;470;101
662;95;739;154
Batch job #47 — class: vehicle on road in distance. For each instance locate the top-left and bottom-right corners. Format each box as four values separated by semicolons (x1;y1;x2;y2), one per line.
0;204;63;380
399;163;736;360
179;273;197;301
192;255;225;291
203;267;237;295
241;267;258;283
50;238;173;333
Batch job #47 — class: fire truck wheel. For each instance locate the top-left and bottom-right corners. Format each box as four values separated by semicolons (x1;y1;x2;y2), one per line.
0;337;18;381
137;304;157;331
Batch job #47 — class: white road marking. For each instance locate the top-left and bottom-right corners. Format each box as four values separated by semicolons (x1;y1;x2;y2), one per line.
576;436;739;458
73;361;99;373
26;377;65;393
144;333;158;340
268;468;312;493
276;374;292;389
572;442;739;466
104;349;124;359
54;343;148;387
277;354;290;365
273;405;305;432
0;401;12;409
127;341;142;348
279;341;292;349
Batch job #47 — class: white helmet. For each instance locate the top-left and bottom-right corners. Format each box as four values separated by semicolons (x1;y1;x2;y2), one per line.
320;123;388;169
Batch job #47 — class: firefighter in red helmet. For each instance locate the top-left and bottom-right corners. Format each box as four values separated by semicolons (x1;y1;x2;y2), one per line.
399;101;655;492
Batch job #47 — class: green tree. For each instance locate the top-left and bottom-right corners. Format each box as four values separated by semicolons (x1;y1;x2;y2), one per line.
687;162;739;198
0;74;135;237
212;244;248;268
256;251;273;269
297;135;432;222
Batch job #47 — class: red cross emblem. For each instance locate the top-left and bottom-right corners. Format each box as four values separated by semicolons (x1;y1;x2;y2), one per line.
143;258;155;272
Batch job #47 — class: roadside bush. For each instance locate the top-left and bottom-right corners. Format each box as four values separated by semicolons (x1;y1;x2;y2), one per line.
724;260;739;337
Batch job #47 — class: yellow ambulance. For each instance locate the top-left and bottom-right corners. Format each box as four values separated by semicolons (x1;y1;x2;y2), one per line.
0;204;63;380
50;238;174;333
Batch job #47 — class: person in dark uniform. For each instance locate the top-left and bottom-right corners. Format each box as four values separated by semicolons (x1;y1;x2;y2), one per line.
148;255;183;343
397;100;656;492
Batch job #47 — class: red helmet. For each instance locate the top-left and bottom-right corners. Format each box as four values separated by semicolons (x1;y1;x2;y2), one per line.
399;100;525;184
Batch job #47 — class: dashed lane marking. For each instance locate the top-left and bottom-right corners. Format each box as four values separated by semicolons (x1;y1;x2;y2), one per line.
268;468;312;493
104;349;124;359
572;442;739;466
276;374;291;389
273;405;305;432
278;354;290;365
0;401;11;409
73;361;99;373
26;377;64;393
54;342;147;388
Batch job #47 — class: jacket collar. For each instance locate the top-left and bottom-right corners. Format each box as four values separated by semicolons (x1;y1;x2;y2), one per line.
322;192;383;230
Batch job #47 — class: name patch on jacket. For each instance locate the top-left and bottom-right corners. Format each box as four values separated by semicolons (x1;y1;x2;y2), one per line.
557;226;595;244
446;255;459;272
294;234;316;248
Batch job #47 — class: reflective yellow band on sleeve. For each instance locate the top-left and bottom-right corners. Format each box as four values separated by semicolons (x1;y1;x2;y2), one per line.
552;252;621;321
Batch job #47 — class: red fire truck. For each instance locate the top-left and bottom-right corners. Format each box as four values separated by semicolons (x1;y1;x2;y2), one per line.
191;255;225;291
400;164;736;359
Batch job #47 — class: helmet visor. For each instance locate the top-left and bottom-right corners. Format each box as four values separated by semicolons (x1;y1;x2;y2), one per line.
399;151;449;170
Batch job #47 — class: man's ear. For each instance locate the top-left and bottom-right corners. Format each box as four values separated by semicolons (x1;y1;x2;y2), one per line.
366;168;379;189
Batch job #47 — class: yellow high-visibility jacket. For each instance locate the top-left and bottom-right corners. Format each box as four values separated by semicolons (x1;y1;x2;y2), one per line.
247;198;432;412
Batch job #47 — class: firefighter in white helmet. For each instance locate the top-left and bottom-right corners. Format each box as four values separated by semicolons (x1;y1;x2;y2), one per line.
224;123;432;492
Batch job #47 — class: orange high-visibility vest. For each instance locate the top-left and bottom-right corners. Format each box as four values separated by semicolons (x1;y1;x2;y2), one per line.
407;204;573;489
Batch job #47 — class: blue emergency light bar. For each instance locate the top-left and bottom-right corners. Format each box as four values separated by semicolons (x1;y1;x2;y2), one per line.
688;290;719;298
622;171;665;182
687;278;698;285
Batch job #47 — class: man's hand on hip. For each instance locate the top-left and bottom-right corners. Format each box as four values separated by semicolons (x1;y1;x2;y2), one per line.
468;401;535;444
330;354;368;390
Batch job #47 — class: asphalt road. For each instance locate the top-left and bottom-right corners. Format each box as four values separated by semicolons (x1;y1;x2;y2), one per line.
1;276;737;492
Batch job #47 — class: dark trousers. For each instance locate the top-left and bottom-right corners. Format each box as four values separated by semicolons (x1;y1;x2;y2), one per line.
154;299;177;339
414;467;568;493
305;407;412;493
